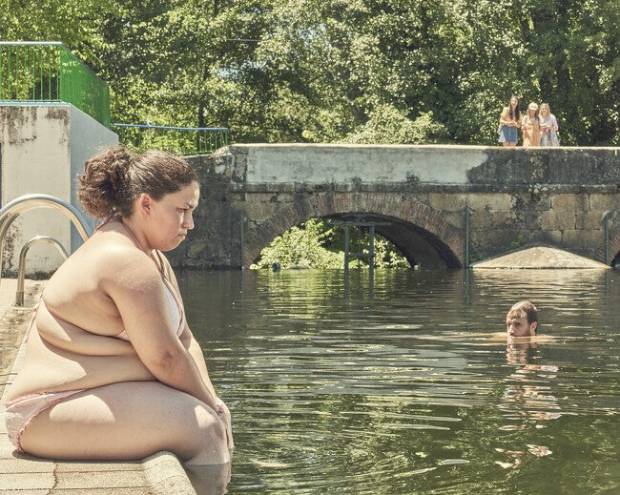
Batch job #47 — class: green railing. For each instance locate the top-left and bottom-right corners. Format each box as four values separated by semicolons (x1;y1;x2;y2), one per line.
112;123;230;155
0;41;110;126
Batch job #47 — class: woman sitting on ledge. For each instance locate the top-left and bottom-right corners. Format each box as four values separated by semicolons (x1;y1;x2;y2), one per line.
4;146;232;469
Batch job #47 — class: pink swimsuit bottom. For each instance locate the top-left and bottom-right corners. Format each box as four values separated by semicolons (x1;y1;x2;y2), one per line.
4;252;184;454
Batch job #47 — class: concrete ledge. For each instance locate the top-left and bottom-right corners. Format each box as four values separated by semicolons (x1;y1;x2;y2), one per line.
0;280;196;494
142;452;195;495
232;181;620;194
218;144;620;186
472;245;610;269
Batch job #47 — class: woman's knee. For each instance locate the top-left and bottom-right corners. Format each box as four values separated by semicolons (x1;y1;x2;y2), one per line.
180;406;228;462
197;407;227;443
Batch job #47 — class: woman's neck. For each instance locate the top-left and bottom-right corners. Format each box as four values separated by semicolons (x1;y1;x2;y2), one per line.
120;217;153;253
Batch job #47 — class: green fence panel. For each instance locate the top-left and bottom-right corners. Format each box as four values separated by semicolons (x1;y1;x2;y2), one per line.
0;42;109;126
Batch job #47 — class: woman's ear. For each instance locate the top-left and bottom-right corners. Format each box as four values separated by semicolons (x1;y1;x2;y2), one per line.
138;193;152;215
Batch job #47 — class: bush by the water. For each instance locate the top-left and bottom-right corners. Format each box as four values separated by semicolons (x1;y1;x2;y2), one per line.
252;219;409;270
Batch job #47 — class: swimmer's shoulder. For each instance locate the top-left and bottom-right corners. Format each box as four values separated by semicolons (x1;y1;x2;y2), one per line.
489;332;508;342
485;332;556;344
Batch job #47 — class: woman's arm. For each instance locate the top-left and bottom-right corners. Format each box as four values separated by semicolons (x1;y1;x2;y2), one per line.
162;254;233;450
36;301;136;356
499;107;514;126
180;328;217;396
103;248;220;412
521;117;529;138
179;328;233;450
161;254;219;397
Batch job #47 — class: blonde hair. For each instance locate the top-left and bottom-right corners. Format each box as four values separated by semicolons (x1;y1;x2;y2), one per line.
540;103;551;116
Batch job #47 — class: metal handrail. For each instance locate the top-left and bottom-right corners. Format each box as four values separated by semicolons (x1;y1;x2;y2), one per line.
15;236;69;306
111;122;230;155
0;194;93;290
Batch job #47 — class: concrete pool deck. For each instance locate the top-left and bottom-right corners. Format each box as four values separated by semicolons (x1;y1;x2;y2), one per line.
0;279;197;494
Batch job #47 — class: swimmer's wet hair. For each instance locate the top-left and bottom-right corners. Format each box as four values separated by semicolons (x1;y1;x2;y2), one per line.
507;300;538;325
78;146;197;219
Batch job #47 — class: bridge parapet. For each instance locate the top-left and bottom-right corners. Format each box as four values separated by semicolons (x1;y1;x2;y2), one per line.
171;145;620;269
213;144;620;187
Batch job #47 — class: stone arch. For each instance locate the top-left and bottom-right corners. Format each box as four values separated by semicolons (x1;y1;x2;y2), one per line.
243;191;464;268
607;233;620;266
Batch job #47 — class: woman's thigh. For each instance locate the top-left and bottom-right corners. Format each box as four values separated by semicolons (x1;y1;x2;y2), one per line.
20;381;228;463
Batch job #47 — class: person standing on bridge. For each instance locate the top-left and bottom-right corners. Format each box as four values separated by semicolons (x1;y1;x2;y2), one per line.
539;103;560;147
521;102;541;147
498;95;521;147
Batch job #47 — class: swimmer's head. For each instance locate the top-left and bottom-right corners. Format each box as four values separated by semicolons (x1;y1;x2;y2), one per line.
78;146;198;220
506;300;538;338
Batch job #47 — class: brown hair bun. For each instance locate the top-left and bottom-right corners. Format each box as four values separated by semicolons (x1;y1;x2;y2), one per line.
78;146;197;220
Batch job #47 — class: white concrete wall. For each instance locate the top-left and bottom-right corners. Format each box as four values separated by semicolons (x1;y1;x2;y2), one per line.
0;103;117;274
242;144;490;184
69;106;118;250
236;144;620;186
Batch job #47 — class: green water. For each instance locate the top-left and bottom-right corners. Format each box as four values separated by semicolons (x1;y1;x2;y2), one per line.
178;269;620;494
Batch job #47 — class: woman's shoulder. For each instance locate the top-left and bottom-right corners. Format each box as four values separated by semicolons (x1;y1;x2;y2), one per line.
86;234;161;287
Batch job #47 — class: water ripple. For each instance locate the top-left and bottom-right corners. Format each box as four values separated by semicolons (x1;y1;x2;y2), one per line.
179;269;620;494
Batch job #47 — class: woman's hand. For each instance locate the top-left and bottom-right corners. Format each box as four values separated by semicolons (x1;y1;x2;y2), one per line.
215;398;234;453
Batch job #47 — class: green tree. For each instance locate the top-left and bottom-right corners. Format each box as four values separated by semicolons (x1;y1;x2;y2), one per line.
2;0;618;146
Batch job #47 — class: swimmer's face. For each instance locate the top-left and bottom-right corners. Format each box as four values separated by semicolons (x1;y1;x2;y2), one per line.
506;314;536;338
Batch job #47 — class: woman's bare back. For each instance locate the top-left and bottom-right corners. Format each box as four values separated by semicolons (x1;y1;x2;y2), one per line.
5;223;160;401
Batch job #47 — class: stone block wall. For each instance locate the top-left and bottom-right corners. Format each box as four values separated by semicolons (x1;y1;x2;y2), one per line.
171;145;620;269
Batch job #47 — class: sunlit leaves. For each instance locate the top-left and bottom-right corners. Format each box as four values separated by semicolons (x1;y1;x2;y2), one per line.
3;0;618;145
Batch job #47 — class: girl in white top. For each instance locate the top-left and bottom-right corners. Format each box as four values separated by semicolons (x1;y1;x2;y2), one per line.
539;103;560;147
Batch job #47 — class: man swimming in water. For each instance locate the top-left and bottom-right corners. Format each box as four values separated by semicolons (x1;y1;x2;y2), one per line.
505;300;538;339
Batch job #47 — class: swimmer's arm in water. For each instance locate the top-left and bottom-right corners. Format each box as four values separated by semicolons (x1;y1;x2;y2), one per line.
104;248;220;412
36;301;135;356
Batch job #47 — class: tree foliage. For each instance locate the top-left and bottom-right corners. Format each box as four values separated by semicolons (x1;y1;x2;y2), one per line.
252;219;409;270
2;0;618;146
252;219;344;270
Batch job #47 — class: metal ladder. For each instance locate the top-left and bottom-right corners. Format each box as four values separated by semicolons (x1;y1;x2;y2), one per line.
0;194;93;305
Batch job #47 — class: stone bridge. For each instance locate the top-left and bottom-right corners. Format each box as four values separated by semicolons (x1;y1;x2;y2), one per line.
168;145;620;269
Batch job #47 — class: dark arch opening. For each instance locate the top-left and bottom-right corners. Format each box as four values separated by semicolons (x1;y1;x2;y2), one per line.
328;213;461;269
252;213;461;269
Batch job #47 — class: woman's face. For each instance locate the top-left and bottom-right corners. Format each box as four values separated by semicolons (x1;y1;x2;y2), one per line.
146;181;200;251
540;105;549;117
510;97;518;108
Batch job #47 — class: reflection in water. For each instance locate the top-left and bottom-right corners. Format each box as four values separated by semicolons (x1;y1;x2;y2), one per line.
495;338;560;470
501;339;561;424
186;462;232;495
178;269;620;494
